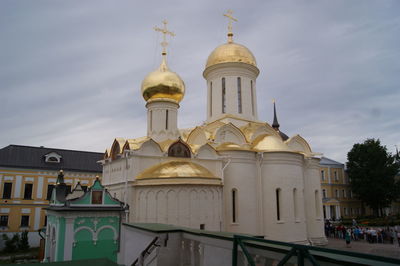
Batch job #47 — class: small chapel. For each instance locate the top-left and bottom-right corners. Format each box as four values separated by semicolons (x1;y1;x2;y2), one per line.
102;12;327;245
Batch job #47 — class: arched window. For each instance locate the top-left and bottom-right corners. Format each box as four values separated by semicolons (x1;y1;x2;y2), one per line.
276;188;281;221
165;110;169;130
149;110;153;131
237;77;242;113
210;82;213;116
168;141;191;158
250;80;255;115
222;77;226;113
293;188;298;220
232;189;238;223
315;190;321;217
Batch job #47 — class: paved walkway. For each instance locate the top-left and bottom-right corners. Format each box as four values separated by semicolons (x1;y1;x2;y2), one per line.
325;238;400;259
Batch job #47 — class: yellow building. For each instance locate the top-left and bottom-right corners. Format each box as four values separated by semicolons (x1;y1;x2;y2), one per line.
319;157;363;220
0;145;102;247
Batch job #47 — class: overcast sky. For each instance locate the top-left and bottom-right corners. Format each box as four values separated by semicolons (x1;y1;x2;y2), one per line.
1;0;399;163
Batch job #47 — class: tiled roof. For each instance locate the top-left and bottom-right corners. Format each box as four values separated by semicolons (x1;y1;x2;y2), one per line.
0;145;102;172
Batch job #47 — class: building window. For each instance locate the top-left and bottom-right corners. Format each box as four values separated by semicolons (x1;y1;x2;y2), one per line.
276;188;281;221
335;189;339;198
237;77;242;113
168;141;191;158
222;78;226;113
334;171;338;181
350;208;353;215
2;183;12;199
47;157;59;162
23;183;33;200
44;216;47;226
349;190;353;198
344;207;348;216
65;185;72;196
150;110;153;131
20;215;29;227
165;110;169;130
200;224;205;230
293;188;298;220
232;189;237;223
315;190;321;217
46;185;55;200
210;82;212;116
322;189;327;198
342;189;346;198
321;170;325;180
44;152;62;163
0;216;8;227
250;80;255;116
92;191;103;204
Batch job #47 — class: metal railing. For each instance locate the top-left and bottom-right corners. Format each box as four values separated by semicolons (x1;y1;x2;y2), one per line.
131;236;160;266
232;235;400;266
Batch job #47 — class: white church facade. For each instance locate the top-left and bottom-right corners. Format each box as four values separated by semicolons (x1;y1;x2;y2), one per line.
101;15;327;245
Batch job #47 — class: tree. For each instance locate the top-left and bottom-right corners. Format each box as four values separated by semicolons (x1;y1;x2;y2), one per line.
17;231;30;251
2;233;19;253
346;139;400;216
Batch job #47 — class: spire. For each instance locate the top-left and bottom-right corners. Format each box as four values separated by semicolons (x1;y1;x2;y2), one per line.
154;19;175;71
272;99;280;130
223;10;237;43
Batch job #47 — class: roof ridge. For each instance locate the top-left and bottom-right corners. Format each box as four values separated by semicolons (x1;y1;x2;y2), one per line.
4;144;103;155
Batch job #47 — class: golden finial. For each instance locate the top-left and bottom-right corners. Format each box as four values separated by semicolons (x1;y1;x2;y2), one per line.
223;10;237;43
154;20;175;58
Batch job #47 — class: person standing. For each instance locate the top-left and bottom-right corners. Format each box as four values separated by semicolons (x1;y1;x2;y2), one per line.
345;229;352;248
397;231;400;247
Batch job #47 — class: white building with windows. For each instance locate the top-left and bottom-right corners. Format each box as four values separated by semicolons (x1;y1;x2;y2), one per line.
102;17;327;245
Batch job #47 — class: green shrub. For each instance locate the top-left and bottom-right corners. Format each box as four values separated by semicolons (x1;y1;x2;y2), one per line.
2;233;19;253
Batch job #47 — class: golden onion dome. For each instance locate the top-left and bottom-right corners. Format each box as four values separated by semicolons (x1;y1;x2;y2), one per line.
205;41;257;69
141;58;185;104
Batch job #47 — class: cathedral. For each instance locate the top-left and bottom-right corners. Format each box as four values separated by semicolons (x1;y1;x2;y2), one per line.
102;13;327;245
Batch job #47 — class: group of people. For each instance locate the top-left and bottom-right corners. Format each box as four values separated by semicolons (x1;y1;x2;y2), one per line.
324;220;400;247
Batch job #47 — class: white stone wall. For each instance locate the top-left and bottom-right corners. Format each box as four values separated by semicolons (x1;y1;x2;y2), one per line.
303;158;327;245
260;152;308;244
220;151;259;235
134;185;222;231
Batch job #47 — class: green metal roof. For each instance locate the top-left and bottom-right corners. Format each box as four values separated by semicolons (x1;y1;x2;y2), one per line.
2;258;119;266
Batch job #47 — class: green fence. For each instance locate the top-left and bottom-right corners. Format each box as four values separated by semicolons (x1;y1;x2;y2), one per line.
232;235;400;266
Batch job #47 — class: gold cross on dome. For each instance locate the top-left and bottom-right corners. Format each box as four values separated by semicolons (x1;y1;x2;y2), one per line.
223;10;237;42
154;20;175;55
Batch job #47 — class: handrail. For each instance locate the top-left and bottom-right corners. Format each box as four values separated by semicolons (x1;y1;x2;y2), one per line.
232;234;400;266
131;236;160;266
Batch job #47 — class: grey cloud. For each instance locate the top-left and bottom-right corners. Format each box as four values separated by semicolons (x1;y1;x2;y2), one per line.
1;0;399;162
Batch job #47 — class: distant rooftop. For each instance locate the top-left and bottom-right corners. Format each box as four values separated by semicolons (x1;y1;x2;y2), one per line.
320;157;344;167
0;145;103;172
